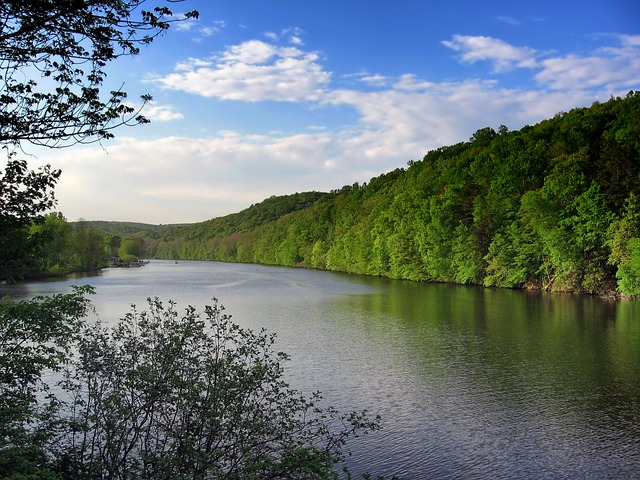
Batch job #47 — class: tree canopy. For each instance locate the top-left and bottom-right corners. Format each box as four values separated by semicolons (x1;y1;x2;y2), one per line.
0;0;197;149
0;159;60;281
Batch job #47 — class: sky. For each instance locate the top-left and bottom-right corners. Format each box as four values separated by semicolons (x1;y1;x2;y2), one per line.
26;0;640;224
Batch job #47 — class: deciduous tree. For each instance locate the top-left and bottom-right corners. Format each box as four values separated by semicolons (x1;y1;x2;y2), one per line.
0;0;197;149
0;286;93;477
0;157;60;281
57;298;379;479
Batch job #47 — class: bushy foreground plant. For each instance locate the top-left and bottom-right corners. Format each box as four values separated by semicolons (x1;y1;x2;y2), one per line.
1;290;383;479
0;286;93;478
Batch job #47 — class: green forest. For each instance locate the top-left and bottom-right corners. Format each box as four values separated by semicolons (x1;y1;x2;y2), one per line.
10;92;640;298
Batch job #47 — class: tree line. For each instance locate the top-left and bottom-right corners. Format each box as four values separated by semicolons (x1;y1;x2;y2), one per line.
0;208;151;283
122;92;640;297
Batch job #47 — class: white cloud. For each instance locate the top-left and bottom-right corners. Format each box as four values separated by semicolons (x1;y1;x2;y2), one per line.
620;34;640;47
359;74;390;87
222;40;278;64
44;133;341;223
536;54;638;90
161;34;637;107
174;57;214;71
283;27;305;45
394;74;434;91
290;35;304;46
141;103;184;121
325;78;594;161
198;27;217;37
153;40;330;102
265;27;305;45
442;34;538;72
535;36;640;90
341;71;391;88
442;34;640;92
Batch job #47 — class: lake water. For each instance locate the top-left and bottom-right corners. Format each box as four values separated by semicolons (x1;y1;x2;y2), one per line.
2;260;639;479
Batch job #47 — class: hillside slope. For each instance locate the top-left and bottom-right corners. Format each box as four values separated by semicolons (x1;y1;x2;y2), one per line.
136;92;640;297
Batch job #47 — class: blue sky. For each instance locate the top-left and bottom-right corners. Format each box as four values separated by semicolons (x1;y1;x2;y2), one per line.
33;0;640;223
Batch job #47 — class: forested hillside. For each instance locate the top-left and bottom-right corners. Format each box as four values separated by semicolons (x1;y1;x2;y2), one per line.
84;93;640;296
77;221;178;235
0;192;326;281
137;191;328;258
133;92;639;296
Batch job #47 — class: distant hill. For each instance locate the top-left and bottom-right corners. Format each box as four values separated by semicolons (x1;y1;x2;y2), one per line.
180;191;328;240
72;221;182;236
104;191;329;260
125;92;640;297
84;191;328;239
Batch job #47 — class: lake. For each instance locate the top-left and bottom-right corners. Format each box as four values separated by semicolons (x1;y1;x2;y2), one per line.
2;260;639;479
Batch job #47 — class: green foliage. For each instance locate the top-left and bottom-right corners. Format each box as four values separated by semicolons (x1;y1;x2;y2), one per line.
610;195;640;297
71;221;105;271
0;286;93;480
9;213;125;278
608;193;640;265
118;235;144;259
178;191;327;242
30;213;74;275
58;297;378;479
0;0;198;148
0;446;60;479
616;238;640;296
118;254;138;263
102;233;122;257
0;292;381;478
483;219;542;288
0;159;60;282
75;221;174;236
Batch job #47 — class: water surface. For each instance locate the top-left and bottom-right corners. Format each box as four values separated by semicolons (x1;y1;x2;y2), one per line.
2;260;639;479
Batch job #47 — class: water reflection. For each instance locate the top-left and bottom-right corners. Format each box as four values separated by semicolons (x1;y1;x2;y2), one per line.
1;262;639;479
331;280;640;478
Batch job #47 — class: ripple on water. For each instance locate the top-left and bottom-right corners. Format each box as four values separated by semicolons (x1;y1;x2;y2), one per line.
3;261;639;479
